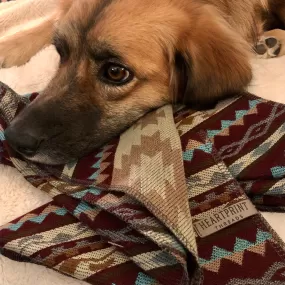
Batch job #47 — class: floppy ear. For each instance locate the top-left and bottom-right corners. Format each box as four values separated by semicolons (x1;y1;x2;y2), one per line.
171;5;252;109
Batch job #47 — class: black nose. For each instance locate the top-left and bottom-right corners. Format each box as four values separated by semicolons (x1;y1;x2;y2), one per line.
4;126;40;156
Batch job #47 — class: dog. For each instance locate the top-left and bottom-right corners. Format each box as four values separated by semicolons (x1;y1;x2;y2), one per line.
2;0;285;165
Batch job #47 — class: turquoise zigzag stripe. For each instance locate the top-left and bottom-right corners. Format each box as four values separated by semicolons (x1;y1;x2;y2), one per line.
73;201;98;216
271;166;285;179
199;229;272;265
7;208;68;231
183;99;261;162
183;142;213;161
89;150;104;179
207;99;261;138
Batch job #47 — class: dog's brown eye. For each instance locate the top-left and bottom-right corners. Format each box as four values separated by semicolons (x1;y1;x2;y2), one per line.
108;66;128;80
102;64;133;85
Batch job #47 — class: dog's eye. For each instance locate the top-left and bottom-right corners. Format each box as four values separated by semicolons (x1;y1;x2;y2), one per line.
101;64;133;85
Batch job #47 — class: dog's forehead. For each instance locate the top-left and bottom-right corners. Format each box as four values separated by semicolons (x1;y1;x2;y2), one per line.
91;0;184;36
86;0;187;60
61;0;185;42
57;0;189;73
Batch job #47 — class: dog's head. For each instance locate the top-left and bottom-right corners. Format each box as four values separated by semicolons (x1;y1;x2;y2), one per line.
5;0;252;164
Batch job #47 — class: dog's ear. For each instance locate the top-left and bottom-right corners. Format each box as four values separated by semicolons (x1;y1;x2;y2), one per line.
171;5;252;109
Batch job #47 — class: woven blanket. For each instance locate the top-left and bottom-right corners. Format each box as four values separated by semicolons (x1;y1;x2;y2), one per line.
1;82;285;284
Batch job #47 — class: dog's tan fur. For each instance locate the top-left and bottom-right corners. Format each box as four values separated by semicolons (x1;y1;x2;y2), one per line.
3;0;285;164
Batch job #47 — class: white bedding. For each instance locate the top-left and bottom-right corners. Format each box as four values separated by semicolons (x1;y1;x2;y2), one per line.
0;0;285;284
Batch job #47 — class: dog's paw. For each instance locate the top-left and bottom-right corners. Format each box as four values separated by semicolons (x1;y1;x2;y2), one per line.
255;36;281;59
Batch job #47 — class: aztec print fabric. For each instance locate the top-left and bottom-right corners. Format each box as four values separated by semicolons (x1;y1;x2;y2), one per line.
175;97;285;284
0;83;193;285
1;80;285;285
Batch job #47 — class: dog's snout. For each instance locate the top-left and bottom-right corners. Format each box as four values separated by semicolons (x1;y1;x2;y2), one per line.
4;126;41;156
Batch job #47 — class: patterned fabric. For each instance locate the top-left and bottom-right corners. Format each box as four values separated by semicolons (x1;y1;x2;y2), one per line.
176;97;285;283
0;84;193;285
1;80;285;285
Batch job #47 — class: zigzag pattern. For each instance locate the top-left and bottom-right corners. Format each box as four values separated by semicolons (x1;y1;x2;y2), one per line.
176;97;241;136
183;142;213;162
95;144;116;185
183;99;261;162
3;81;285;285
73;201;96;216
199;229;272;273
207;99;261;138
89;150;104;179
4;207;68;232
71;199;105;222
88;144;114;183
71;187;102;199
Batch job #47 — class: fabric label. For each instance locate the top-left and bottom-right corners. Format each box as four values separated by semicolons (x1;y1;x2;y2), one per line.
193;199;258;238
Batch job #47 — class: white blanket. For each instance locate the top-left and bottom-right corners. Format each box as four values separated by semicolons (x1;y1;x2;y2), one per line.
0;0;285;284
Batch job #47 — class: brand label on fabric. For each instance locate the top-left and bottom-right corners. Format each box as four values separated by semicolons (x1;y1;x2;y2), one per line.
193;199;258;238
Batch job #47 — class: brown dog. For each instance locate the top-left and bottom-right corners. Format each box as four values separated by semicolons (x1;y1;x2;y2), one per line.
2;0;285;164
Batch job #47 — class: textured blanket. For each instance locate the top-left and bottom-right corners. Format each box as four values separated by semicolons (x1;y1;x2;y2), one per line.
1;82;285;284
2;0;285;284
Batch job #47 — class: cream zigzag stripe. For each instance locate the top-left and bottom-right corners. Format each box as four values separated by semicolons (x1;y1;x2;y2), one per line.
229;123;285;177
203;241;268;273
113;105;197;255
5;223;96;256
